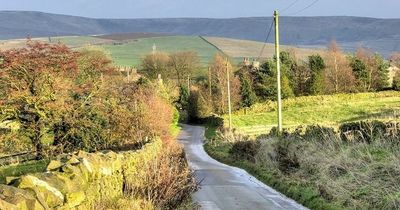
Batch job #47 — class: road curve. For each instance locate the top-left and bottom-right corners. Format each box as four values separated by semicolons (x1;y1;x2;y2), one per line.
178;124;308;210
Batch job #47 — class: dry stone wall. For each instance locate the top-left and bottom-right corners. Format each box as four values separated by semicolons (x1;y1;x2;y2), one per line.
0;140;162;210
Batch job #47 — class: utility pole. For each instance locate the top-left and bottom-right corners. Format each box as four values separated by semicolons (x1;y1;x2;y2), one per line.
226;58;232;131
208;67;212;97
274;10;283;135
187;75;190;94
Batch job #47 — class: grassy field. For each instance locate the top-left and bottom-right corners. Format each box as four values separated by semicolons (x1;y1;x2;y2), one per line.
101;36;222;67
93;32;168;41
1;35;323;68
226;91;400;135
204;36;324;61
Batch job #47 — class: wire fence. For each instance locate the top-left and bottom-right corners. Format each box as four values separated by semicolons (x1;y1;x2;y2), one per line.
0;151;36;166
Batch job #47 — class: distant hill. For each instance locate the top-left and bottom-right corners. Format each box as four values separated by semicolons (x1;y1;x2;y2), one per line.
1;11;400;56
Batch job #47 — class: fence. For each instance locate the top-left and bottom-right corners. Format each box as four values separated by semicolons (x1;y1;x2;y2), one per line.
0;151;36;166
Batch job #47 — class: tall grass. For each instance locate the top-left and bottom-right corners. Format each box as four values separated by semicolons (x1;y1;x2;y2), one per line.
124;142;197;209
207;121;400;210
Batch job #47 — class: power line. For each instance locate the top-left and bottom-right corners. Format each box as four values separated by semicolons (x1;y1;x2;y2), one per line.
257;0;319;61
257;19;274;60
289;0;320;15
280;0;300;14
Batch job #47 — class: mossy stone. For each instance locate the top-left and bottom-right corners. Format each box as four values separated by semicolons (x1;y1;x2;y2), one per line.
65;191;86;208
46;160;64;171
14;175;64;208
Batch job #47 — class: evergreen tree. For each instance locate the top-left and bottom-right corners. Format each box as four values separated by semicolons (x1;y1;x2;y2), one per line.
373;54;390;90
308;55;326;95
254;58;294;100
350;56;369;91
238;71;257;107
178;85;190;110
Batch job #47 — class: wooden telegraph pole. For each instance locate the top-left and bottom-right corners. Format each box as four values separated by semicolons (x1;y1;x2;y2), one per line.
226;58;232;131
187;75;190;94
274;10;283;134
208;67;212;97
127;67;131;82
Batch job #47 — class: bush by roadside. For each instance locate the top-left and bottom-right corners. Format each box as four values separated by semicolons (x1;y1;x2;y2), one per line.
205;120;400;210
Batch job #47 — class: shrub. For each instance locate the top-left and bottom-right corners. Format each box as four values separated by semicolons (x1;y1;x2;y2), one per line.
274;139;300;173
229;140;261;162
0;41;179;157
187;88;212;121
303;125;337;142
210;120;400;209
0;41;79;158
124;142;196;209
340;121;387;143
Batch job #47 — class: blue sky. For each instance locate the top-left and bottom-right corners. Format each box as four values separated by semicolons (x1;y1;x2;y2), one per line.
0;0;399;18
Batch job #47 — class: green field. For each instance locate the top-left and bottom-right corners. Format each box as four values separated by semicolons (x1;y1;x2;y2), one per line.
1;35;321;69
101;36;222;67
226;91;400;135
1;34;325;67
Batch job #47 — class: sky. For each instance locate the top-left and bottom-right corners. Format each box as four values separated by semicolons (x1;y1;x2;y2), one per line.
0;0;399;19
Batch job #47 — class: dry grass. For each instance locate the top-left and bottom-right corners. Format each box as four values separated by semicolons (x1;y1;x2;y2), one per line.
204;36;323;60
124;142;197;210
217;122;400;210
258;136;400;209
0;36;111;50
203;119;400;209
94;197;153;210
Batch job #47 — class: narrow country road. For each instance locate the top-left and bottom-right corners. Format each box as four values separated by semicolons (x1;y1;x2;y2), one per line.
178;124;308;210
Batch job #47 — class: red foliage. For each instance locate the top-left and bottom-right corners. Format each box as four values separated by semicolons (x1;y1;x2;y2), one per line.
1;41;78;74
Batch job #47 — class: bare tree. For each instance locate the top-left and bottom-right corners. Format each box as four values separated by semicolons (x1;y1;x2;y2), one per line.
324;40;355;93
168;51;200;86
209;54;240;114
353;47;389;91
391;52;400;68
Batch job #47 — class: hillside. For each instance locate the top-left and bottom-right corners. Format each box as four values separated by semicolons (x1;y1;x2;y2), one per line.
203;36;323;60
1;11;400;56
101;36;221;66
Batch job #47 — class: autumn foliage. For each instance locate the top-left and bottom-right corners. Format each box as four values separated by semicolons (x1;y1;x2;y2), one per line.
0;41;176;157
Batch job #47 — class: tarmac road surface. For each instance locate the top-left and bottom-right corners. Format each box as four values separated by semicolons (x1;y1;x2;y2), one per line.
178;124;308;210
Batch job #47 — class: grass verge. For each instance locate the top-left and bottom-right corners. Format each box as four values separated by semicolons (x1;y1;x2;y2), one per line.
203;142;342;210
204;121;400;210
0;159;49;184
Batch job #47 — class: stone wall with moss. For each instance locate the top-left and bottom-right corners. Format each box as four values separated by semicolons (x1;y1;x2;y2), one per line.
0;140;162;209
